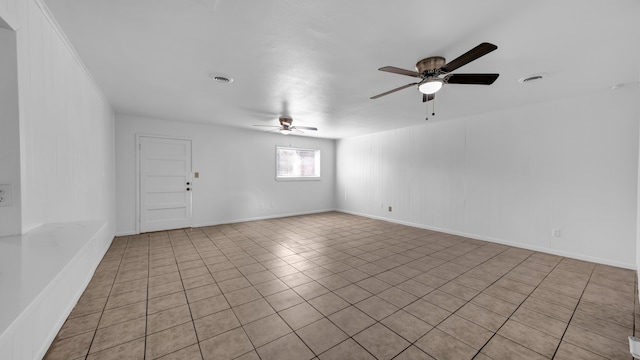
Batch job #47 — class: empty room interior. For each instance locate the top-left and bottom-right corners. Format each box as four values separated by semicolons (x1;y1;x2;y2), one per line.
1;0;640;359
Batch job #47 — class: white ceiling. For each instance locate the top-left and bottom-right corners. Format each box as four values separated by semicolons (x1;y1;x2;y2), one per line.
43;0;640;139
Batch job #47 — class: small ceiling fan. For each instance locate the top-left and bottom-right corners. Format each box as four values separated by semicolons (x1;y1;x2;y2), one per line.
253;117;318;135
371;42;499;102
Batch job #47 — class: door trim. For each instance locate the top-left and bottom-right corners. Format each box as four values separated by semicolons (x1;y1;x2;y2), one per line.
135;134;193;234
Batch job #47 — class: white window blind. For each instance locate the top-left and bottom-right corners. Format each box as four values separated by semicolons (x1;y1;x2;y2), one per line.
276;146;321;180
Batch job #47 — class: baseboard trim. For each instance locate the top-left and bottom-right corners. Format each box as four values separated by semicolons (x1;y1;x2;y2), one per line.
192;209;337;228
336;210;636;270
115;230;137;236
116;209;338;236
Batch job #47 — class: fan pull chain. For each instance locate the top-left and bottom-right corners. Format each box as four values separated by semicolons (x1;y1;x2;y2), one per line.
425;102;429;121
432;96;436;117
426;96;436;121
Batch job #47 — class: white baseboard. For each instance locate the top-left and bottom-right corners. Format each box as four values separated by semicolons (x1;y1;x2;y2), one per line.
117;209;338;235
192;209;337;228
119;208;634;269
337;209;636;270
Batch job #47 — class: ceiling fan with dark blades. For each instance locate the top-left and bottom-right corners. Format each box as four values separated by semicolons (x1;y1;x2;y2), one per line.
371;42;499;102
253;117;317;135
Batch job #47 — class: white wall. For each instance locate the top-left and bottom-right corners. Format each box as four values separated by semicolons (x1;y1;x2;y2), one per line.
337;89;639;268
115;114;335;235
12;0;116;233
0;1;116;357
0;25;21;236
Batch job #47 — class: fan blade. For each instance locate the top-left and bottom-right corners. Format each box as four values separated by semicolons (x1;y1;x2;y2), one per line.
444;73;499;85
378;66;420;78
422;93;435;102
292;126;318;131
440;43;497;73
370;82;418;99
253;124;281;128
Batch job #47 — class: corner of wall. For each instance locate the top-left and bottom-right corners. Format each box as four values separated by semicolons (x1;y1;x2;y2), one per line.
0;21;21;236
636;65;640;298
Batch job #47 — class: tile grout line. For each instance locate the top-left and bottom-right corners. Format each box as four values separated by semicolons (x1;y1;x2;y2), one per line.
82;235;131;360
255;224;510;358
241;221;440;358
183;229;210;360
548;264;596;359
47;213;636;360
165;229;208;358
464;250;555;359
473;255;591;359
390;245;531;358
215;225;338;357
195;227;259;359
225;218;631;358
332;233;522;356
213;233;271;359
635;276;638;341
144;233;151;360
193;227;267;360
214;224;369;358
289;236;515;358
242;218;582;359
295;217;626;358
218;232;316;360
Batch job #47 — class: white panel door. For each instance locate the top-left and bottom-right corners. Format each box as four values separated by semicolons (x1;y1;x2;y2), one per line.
139;136;192;233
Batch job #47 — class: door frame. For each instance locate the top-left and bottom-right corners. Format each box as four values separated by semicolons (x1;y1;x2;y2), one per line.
135;134;193;234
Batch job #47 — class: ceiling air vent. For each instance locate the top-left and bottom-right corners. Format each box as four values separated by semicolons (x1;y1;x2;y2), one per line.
518;73;547;83
209;73;233;84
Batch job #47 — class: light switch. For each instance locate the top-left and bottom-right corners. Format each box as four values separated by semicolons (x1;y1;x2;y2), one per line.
194;172;199;178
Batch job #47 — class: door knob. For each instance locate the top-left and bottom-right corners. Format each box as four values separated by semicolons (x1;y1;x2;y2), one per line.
186;182;191;185
186;187;191;191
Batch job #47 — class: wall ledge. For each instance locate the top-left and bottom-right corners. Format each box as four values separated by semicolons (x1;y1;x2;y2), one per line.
0;6;18;30
0;220;113;359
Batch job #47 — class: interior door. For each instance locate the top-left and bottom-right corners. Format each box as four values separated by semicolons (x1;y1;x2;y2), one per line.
139;136;192;233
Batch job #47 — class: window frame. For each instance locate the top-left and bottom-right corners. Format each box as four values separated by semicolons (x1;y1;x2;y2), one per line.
275;146;321;181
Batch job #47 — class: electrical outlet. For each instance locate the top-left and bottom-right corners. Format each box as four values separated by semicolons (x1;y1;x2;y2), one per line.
0;184;12;207
388;206;392;212
551;228;561;237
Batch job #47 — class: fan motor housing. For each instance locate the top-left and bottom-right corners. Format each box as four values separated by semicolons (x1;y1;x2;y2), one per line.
279;117;293;128
416;56;446;76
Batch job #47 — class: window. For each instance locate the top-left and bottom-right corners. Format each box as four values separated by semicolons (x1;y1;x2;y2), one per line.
276;146;321;180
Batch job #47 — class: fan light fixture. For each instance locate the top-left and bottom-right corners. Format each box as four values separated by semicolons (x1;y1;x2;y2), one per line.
371;43;499;102
280;129;292;135
418;79;443;94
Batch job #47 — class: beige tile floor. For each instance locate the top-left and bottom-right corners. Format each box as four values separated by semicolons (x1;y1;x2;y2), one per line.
44;212;638;360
